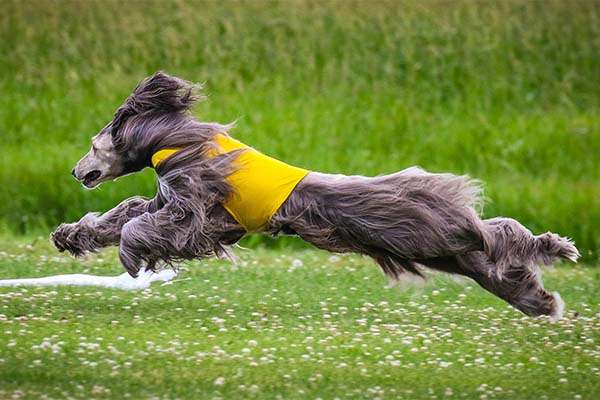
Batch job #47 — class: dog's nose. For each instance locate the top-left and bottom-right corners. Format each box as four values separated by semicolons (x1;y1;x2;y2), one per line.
71;168;77;178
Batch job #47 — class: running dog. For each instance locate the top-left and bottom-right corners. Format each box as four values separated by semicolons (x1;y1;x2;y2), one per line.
52;72;579;319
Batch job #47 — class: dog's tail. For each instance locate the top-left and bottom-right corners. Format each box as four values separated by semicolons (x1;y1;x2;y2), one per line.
392;167;486;212
395;169;580;273
484;217;580;275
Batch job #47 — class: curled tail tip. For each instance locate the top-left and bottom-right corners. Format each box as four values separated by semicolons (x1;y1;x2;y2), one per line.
550;235;580;263
563;250;580;263
536;232;580;265
561;238;580;263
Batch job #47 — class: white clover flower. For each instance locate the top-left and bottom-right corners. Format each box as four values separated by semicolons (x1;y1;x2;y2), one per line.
291;259;303;268
213;377;225;386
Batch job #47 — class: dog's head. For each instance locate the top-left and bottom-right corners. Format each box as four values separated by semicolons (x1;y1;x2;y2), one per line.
72;72;200;188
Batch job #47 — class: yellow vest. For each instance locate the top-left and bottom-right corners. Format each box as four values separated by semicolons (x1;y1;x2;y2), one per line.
151;134;309;232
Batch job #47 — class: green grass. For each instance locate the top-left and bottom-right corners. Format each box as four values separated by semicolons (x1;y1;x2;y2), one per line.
0;237;599;399
1;3;599;398
0;0;599;260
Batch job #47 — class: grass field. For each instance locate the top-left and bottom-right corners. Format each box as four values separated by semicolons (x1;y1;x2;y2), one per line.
0;237;599;399
1;0;599;260
1;2;599;398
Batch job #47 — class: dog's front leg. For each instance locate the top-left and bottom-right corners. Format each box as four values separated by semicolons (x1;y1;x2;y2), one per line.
118;200;218;278
52;196;158;257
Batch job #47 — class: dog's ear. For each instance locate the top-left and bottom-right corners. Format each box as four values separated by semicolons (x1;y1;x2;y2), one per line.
110;72;203;138
130;71;202;114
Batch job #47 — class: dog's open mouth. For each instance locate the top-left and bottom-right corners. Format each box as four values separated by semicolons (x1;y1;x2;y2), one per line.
82;170;102;187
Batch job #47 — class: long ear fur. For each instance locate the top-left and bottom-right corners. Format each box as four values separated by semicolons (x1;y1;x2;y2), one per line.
111;71;202;137
129;71;202;114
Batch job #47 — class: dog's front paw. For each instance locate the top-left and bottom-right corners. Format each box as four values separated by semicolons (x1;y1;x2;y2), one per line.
51;223;88;257
51;223;70;252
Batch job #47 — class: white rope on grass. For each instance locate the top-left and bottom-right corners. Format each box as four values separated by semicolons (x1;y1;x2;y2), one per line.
0;268;177;291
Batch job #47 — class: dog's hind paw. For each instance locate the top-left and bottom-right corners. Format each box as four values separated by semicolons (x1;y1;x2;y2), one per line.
549;292;565;321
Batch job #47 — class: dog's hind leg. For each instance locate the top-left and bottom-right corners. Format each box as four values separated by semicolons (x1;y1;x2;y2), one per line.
417;253;564;319
485;217;579;274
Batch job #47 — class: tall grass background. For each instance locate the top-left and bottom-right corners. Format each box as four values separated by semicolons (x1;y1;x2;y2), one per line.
1;0;598;260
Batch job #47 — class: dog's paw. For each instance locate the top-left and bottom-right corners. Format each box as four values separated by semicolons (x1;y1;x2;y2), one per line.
550;292;565;321
51;223;87;257
51;223;69;252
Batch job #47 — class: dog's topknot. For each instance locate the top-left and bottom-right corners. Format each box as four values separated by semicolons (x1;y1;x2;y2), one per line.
111;71;202;137
130;71;202;114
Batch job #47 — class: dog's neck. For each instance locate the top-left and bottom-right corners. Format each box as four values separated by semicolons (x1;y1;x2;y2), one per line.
116;113;227;172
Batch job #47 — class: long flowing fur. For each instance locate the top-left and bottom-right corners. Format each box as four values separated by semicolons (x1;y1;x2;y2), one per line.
52;72;579;319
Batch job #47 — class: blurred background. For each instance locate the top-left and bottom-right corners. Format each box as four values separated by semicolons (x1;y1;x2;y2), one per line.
1;0;598;261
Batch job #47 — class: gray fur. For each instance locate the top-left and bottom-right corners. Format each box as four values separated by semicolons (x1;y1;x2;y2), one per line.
52;72;579;319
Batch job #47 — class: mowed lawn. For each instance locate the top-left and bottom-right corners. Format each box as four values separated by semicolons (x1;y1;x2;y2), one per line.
0;237;598;399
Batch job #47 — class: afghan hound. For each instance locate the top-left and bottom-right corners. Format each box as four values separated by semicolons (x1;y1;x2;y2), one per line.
51;72;579;319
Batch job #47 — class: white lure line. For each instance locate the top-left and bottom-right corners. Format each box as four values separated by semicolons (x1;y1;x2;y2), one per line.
0;268;177;291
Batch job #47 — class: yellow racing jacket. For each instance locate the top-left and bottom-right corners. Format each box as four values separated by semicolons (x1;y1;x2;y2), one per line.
151;133;309;232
